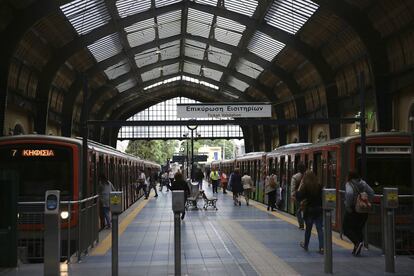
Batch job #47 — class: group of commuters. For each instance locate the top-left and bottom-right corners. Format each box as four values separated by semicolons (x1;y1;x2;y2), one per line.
218;162;374;257
99;162;374;257
288;163;373;256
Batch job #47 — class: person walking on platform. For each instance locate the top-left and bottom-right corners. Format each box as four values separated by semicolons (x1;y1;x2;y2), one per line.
168;169;175;187
98;174;115;229
195;167;204;190
241;171;254;206
167;172;190;220
210;167;220;194
147;168;158;198
343;170;374;256
135;168;148;199
296;171;324;254
220;170;228;194
159;170;170;192
291;162;306;229
229;168;243;206
265;169;278;211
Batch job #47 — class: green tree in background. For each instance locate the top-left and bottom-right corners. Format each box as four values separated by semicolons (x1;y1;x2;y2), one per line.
126;140;178;165
180;139;235;159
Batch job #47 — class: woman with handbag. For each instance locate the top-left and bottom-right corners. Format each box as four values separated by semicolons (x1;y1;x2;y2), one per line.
343;170;374;256
296;171;324;254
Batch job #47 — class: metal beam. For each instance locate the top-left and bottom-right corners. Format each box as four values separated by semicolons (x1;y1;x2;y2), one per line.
96;75;246;121
36;1;338;132
100;86;222;142
0;0;70;135
91;71;250;122
313;0;392;131
61;75;82;136
88;117;358;127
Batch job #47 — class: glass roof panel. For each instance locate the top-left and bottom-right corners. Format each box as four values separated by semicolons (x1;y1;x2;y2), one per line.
135;47;158;67
160;40;181;60
208;46;232;67
117;79;136;93
224;0;258;17
162;63;180;76
184;62;201;75
141;68;162;82
215;17;246;46
125;18;155;47
60;0;111;35
200;81;219;90
265;0;319;34
87;33;123;62
116;0;151;18
196;0;219;6
144;76;182;90
157;10;182;39
228;76;249;91
235;58;264;78
104;60;131;80
202;67;223;81
187;9;214;38
184;39;206;60
155;0;182;8
248;31;285;61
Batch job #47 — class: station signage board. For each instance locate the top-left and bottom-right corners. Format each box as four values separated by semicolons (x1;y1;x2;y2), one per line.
176;103;272;118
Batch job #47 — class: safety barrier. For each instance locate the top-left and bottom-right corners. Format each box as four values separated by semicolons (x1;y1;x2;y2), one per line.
17;195;99;263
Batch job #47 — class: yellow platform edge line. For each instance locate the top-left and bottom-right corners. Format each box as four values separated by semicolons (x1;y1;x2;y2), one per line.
90;198;149;256
250;201;353;250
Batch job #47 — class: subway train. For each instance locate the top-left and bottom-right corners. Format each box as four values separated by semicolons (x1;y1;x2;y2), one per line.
212;132;413;253
0;135;160;261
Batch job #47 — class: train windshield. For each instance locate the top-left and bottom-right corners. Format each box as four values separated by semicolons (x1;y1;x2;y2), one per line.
0;144;73;199
359;155;411;194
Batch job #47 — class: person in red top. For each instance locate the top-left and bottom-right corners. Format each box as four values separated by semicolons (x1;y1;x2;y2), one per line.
220;170;228;194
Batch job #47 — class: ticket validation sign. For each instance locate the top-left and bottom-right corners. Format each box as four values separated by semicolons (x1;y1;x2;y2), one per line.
176;103;272;118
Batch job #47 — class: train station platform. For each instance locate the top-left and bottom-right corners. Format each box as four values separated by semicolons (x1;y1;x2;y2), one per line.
3;182;414;276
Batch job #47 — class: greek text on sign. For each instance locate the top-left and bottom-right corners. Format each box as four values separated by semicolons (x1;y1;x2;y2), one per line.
176;103;272;118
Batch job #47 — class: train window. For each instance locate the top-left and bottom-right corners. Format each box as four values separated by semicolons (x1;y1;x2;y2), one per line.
0;145;73;199
313;152;323;185
327;151;337;188
294;154;301;173
304;154;309;170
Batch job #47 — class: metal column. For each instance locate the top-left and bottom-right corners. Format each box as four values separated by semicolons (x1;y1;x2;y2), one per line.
323;189;336;274
174;212;181;276
112;214;119;276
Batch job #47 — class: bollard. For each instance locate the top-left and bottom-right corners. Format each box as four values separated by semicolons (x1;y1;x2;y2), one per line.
44;190;61;276
383;188;398;273
322;189;336;274
172;191;185;276
174;212;181;276
110;192;123;276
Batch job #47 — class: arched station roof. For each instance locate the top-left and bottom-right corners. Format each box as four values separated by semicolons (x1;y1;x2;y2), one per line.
1;0;413;149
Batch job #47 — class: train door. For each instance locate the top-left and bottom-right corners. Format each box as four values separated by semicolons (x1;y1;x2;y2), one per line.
327;151;337;188
304;154;309;170
287;155;294;214
313;152;324;186
279;156;286;211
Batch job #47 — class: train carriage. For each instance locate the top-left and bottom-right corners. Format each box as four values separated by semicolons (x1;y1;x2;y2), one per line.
0;135;160;261
214;132;412;253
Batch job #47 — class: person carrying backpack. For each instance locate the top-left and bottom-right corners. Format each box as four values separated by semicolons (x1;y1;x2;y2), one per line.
291;162;306;229
343;170;374;256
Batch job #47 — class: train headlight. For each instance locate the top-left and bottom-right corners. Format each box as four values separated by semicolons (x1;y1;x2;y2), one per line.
60;211;69;219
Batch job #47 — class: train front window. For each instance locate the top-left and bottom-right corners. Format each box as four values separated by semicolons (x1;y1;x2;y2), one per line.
0;145;73;199
358;156;411;194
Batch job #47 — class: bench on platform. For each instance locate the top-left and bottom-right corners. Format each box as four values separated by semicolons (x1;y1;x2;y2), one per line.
200;190;218;210
185;190;200;210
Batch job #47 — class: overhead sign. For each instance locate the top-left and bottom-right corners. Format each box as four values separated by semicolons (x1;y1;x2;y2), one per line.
177;103;272;118
193;155;208;162
172;155;187;163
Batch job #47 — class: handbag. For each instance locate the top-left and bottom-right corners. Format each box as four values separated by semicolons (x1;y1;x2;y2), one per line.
350;181;372;213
